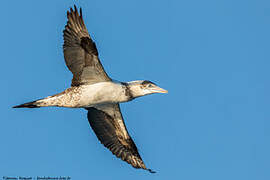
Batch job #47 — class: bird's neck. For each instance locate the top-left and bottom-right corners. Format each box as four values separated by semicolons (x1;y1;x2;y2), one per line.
122;81;144;99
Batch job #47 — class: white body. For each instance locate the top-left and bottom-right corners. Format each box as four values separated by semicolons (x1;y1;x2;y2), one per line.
31;80;166;108
78;82;129;107
38;82;129;108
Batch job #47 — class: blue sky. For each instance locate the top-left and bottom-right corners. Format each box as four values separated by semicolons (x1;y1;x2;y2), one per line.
2;0;270;179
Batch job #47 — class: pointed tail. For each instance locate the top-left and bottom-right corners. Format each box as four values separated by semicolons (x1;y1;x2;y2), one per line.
13;100;40;108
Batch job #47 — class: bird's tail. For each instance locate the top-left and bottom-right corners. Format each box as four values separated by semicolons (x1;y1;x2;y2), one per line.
13;100;41;108
13;89;72;108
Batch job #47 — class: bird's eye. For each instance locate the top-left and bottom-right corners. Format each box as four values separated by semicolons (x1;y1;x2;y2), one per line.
148;84;153;88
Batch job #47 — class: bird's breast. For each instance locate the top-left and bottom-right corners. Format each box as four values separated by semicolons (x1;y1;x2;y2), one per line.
78;82;129;107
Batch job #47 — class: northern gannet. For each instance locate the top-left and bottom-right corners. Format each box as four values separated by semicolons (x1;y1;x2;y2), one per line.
13;6;167;173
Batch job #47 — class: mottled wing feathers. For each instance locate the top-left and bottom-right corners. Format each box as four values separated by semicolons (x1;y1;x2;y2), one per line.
86;104;155;173
63;6;111;86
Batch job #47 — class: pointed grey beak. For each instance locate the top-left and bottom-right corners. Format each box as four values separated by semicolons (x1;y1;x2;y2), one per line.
152;86;168;94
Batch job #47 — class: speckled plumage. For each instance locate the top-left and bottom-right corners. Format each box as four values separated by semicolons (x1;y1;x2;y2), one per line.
13;5;167;173
36;86;83;107
35;82;131;108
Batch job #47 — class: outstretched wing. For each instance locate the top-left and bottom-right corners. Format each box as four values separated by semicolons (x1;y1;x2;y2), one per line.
63;6;111;86
86;104;155;173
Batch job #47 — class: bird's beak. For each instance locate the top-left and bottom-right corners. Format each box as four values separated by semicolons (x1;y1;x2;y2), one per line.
152;86;168;94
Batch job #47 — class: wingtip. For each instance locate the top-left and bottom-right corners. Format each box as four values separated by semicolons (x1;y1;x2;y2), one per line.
80;7;83;17
74;5;78;13
147;168;156;173
67;5;82;18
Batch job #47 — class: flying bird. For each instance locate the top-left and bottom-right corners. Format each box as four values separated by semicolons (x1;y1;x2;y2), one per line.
13;5;167;173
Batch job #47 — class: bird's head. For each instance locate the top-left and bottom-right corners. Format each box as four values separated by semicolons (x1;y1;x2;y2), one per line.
127;80;168;98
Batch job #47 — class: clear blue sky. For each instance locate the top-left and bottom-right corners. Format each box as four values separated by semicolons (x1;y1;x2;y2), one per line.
2;0;270;179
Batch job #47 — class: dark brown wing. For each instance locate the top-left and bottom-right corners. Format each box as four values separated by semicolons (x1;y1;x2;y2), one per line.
63;6;111;86
86;104;155;173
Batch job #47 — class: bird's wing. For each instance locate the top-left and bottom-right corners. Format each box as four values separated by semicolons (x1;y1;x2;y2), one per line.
86;103;155;173
63;6;111;86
